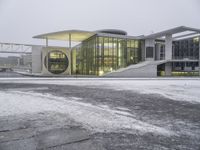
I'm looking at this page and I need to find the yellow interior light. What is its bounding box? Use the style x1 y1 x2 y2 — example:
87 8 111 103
99 70 104 76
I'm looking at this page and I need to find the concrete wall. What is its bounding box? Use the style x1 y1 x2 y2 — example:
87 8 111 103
41 47 71 75
32 46 43 73
165 62 172 76
155 43 161 60
165 34 172 60
145 39 155 61
199 36 200 75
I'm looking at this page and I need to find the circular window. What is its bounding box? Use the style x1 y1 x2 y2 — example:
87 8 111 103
44 50 69 74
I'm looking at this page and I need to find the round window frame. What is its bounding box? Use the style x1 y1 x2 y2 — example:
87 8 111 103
44 50 69 74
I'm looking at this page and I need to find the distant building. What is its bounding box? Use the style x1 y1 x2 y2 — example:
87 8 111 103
0 56 20 66
31 26 200 77
21 54 32 66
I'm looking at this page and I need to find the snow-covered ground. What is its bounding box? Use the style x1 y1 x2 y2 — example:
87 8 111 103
0 78 199 134
0 78 200 149
1 78 200 103
0 90 173 136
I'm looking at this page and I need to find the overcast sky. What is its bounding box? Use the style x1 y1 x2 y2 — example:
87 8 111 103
0 0 200 45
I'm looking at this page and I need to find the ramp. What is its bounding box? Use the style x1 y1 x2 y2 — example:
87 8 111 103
104 60 169 77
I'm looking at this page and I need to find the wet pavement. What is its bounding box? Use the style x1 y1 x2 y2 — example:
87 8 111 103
0 112 103 150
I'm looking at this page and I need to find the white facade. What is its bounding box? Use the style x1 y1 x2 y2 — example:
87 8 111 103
32 46 43 73
32 46 71 76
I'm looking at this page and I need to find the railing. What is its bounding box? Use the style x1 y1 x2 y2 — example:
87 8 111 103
0 64 13 69
172 56 199 60
0 42 32 54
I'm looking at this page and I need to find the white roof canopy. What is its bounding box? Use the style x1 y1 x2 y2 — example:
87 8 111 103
33 30 96 42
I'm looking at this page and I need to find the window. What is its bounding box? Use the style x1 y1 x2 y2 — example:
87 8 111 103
146 47 154 58
45 50 69 74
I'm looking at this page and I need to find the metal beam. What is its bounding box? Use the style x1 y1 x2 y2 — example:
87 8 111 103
145 26 200 39
0 51 31 54
173 32 198 39
0 42 32 54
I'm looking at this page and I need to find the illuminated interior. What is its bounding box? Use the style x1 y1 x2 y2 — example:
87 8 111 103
72 36 142 76
33 30 95 42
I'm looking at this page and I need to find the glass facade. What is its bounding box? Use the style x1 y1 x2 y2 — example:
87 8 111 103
72 35 142 76
173 37 199 60
171 37 199 76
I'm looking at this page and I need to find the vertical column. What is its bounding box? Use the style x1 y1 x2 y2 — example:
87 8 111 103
141 41 145 61
165 34 172 60
199 36 200 76
165 34 172 76
155 43 161 60
69 33 72 75
165 62 172 76
32 46 43 73
45 38 48 47
145 38 155 61
69 33 71 50
17 58 20 66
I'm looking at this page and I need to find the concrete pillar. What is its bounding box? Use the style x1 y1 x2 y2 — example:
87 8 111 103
32 46 43 73
46 38 48 47
141 41 145 61
165 34 172 60
199 36 200 76
155 43 161 60
145 38 155 61
17 58 20 66
165 62 172 76
69 33 72 75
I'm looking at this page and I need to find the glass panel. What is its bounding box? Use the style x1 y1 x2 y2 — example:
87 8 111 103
72 35 142 76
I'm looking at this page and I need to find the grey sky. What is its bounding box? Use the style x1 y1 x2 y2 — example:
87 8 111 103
0 0 200 45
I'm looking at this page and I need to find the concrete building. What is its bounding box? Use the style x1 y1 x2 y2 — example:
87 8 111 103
32 26 200 77
0 56 21 66
21 54 32 66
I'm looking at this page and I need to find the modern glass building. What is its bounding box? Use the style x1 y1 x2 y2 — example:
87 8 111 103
156 36 200 76
71 30 142 76
32 26 200 77
171 36 199 76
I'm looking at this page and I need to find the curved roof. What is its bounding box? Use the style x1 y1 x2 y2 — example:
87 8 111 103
33 30 96 42
96 29 127 35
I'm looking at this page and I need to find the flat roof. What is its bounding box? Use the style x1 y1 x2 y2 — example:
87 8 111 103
144 26 200 39
33 29 143 42
33 26 200 42
33 30 96 42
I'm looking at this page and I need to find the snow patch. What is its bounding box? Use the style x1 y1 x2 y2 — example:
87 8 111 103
1 79 200 103
0 90 174 136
